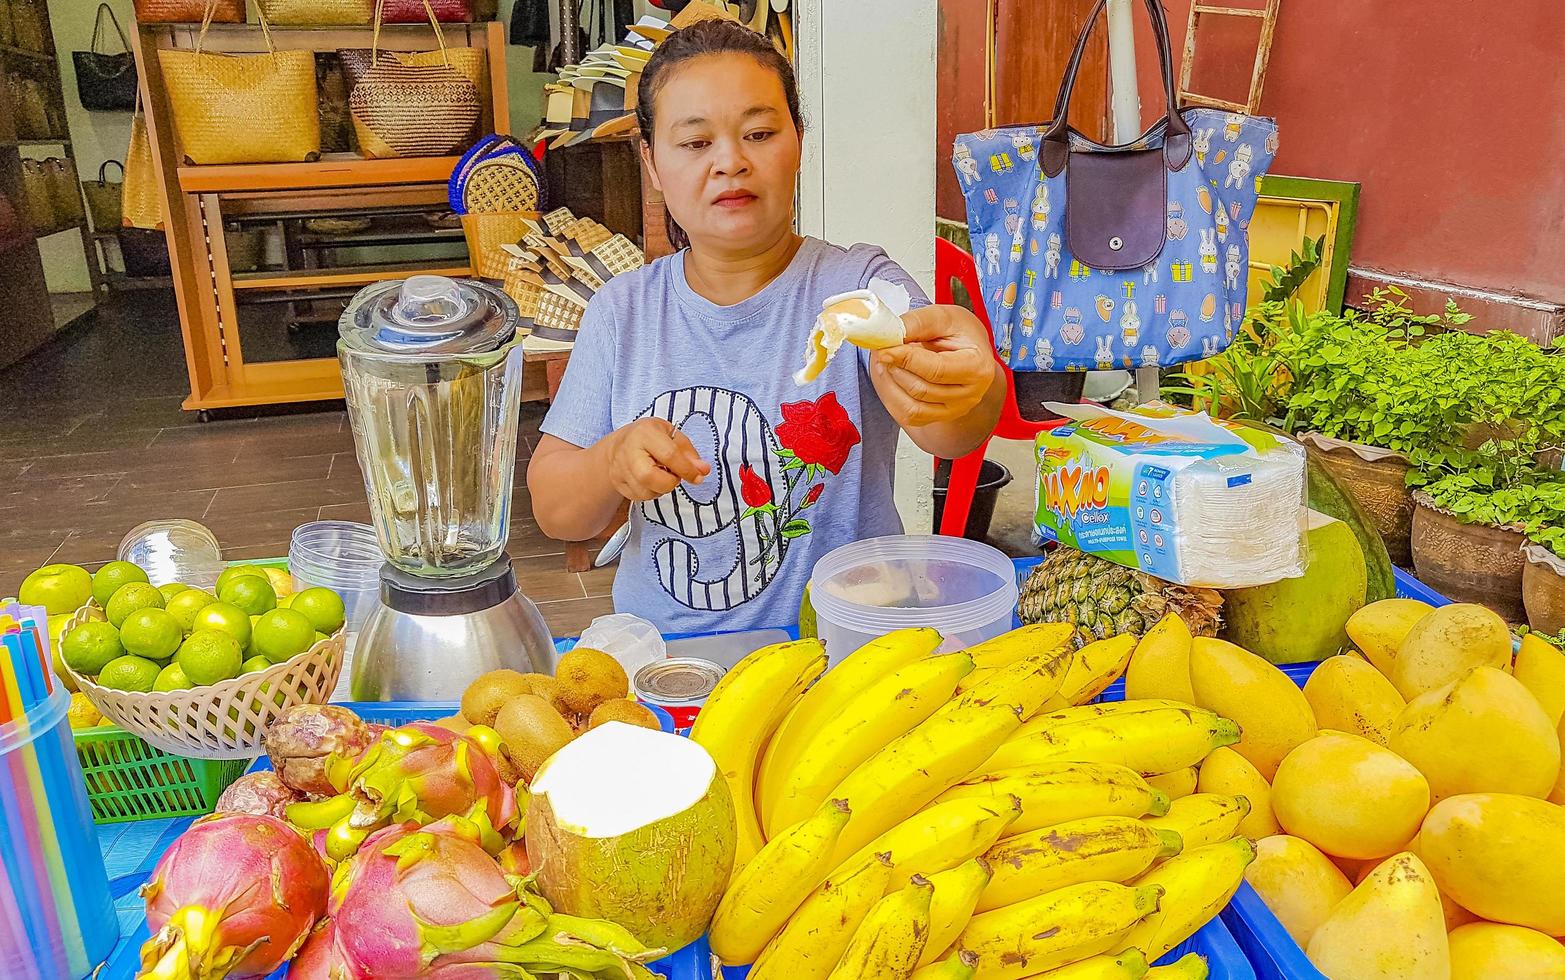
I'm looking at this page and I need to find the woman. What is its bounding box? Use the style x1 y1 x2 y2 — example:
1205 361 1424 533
528 19 1002 633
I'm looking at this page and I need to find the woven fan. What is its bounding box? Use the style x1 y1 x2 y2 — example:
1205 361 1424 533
533 289 587 341
542 207 577 235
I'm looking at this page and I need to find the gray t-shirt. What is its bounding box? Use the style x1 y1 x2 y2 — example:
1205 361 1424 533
541 236 929 634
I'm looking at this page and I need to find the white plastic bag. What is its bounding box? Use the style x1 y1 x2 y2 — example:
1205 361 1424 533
577 614 666 679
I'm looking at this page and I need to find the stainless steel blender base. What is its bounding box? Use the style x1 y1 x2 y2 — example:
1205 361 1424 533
350 555 557 702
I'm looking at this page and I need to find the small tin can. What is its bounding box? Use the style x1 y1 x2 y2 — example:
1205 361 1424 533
633 657 725 733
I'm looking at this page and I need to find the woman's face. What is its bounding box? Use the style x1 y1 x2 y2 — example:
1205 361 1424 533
643 53 801 254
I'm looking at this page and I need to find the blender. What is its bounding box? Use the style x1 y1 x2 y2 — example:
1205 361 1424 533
338 275 554 700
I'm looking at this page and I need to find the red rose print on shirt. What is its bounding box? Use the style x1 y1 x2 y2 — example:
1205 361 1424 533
744 393 862 567
739 464 773 508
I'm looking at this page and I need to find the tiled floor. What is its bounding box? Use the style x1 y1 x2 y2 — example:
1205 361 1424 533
0 291 615 636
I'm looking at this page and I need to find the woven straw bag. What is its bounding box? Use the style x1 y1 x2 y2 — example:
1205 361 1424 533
257 0 372 26
64 604 347 760
463 211 538 279
134 0 245 23
83 161 124 231
158 5 320 165
19 159 56 234
462 156 541 213
9 73 51 139
123 101 163 229
344 0 482 158
45 157 84 226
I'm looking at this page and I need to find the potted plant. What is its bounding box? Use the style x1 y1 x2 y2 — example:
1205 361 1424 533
1524 526 1565 635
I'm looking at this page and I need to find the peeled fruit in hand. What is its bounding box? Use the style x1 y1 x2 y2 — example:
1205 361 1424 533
1305 852 1449 980
1447 922 1565 979
139 814 329 979
1195 747 1280 839
1345 598 1432 677
215 771 302 819
264 703 375 797
1189 637 1317 779
1125 613 1196 704
1302 654 1405 746
1245 835 1351 948
494 693 576 782
1271 731 1429 860
1417 792 1565 935
1513 632 1565 725
1390 602 1510 699
1388 666 1561 800
552 647 630 717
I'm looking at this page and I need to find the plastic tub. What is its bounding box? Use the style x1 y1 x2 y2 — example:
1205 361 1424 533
0 689 119 978
810 535 1019 657
288 521 384 632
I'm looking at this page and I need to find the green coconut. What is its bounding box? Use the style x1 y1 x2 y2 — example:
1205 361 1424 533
1222 510 1369 664
525 721 737 951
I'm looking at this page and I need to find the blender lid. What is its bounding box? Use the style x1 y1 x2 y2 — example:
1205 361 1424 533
340 275 519 355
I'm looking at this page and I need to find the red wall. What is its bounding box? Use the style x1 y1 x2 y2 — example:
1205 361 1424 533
1135 1 1565 303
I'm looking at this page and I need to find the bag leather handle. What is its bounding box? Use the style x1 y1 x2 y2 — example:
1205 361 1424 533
98 159 125 185
1040 0 1191 178
91 3 132 56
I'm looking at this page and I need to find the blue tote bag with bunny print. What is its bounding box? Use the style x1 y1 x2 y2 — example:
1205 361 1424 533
953 0 1277 372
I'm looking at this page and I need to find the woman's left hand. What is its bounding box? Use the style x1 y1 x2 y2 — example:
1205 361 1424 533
870 304 1002 428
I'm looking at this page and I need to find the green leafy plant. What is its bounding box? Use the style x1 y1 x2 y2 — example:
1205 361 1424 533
1532 525 1565 562
1420 467 1565 535
1261 235 1324 304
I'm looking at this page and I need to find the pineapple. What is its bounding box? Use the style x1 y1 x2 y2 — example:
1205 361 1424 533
1018 548 1224 647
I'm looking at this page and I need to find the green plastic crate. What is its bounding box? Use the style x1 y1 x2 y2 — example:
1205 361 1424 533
73 724 248 824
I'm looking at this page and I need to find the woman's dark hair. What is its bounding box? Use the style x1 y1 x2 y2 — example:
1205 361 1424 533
635 19 803 250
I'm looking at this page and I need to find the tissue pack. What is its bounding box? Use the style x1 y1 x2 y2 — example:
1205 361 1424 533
1033 403 1306 588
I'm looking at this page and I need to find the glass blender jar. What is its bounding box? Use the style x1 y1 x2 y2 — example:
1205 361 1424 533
338 276 553 699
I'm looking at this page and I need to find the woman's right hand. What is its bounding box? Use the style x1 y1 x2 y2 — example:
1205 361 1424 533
607 418 711 502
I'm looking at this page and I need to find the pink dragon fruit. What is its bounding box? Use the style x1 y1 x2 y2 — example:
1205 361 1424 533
139 814 329 979
264 704 376 797
215 771 301 819
286 919 341 979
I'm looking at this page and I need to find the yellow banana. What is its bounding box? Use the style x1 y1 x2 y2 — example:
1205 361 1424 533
1124 614 1196 704
1042 634 1138 709
936 762 1170 836
825 700 1024 867
913 951 980 980
963 623 1078 669
952 643 1076 719
956 881 1164 980
1145 767 1198 802
983 706 1241 777
766 653 974 835
1144 794 1250 852
1143 952 1208 979
1022 699 1196 736
978 816 1183 912
1120 838 1255 962
918 859 993 969
709 798 852 965
826 875 935 980
837 796 1020 890
755 628 942 822
1025 949 1150 979
749 852 894 980
691 640 827 865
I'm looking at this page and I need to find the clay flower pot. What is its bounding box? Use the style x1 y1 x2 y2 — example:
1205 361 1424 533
1410 492 1526 621
1522 542 1565 636
1303 433 1415 566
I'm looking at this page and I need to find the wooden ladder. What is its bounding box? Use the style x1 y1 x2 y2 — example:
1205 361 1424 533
1178 0 1280 114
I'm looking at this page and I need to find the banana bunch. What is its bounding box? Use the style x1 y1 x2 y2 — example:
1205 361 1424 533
692 621 1250 979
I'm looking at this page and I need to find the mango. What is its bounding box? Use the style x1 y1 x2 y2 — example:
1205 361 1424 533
1244 835 1351 948
1403 834 1478 932
1345 598 1433 678
1553 711 1565 805
1124 613 1195 704
1448 922 1565 980
1514 633 1565 726
1146 766 1197 802
1221 513 1367 664
1390 603 1510 699
1306 852 1449 980
1388 666 1561 801
1418 793 1565 936
1196 747 1279 839
1188 637 1316 780
1271 732 1428 860
1301 655 1405 746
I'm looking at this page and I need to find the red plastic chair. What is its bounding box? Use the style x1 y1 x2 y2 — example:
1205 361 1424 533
933 237 1067 537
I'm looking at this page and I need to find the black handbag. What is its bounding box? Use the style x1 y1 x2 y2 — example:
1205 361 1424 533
73 4 138 112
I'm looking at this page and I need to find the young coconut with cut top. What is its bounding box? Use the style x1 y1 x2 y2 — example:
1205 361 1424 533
525 720 738 951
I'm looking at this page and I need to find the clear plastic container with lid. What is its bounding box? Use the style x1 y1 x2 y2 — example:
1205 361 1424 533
338 275 525 578
117 520 225 590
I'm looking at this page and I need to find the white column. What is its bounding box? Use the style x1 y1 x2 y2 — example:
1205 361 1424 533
1107 0 1162 404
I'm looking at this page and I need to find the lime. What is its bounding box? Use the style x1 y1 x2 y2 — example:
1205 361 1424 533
105 583 164 628
97 655 162 693
176 630 244 686
157 582 194 602
166 589 217 634
253 608 315 662
291 587 346 636
191 602 252 650
92 561 150 609
241 655 273 674
216 565 269 594
262 567 294 599
119 608 183 661
20 564 94 615
219 576 277 616
153 663 194 692
61 621 125 675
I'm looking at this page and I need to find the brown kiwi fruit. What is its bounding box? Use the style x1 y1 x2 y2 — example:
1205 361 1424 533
493 745 524 786
493 694 575 781
551 648 629 717
515 672 559 704
460 670 535 727
587 699 661 731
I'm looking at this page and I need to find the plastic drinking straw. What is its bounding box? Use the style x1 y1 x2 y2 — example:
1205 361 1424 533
33 703 109 974
0 659 59 968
